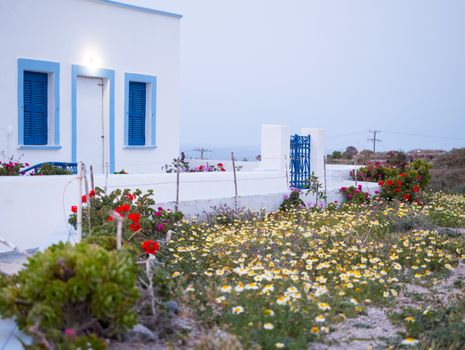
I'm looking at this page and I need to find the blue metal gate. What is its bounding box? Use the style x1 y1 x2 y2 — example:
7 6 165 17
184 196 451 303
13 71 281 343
290 134 311 188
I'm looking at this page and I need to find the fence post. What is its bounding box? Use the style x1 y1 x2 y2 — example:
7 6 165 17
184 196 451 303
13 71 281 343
116 215 123 250
231 152 238 211
354 160 358 187
77 161 83 242
175 157 180 213
104 162 109 193
90 165 95 190
323 155 328 207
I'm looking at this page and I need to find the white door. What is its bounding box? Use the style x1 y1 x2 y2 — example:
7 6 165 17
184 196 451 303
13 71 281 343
76 77 106 173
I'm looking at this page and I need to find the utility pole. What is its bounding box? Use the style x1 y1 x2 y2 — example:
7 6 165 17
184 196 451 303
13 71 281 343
192 147 211 160
368 130 382 153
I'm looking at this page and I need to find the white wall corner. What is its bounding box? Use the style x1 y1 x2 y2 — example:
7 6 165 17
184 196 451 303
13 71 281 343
259 124 290 173
300 128 326 180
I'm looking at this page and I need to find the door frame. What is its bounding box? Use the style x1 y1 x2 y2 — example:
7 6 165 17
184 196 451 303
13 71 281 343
71 65 115 173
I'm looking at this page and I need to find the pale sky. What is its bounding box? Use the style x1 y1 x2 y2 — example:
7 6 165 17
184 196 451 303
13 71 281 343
130 0 465 152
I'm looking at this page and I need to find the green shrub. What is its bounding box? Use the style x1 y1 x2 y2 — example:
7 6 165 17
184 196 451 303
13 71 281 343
280 189 304 211
68 188 183 246
0 242 139 348
428 168 465 194
339 185 370 204
36 163 72 175
433 148 465 169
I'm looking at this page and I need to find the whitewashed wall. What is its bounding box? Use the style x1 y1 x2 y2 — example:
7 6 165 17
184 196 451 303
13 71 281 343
0 0 180 173
0 169 287 253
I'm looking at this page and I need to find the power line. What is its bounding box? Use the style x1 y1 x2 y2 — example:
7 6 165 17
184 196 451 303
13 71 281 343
368 130 382 152
383 130 465 141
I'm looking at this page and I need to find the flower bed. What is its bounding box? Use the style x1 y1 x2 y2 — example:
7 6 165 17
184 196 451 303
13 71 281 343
1 189 465 349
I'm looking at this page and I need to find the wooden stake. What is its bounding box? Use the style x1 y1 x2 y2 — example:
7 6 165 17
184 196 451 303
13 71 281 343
82 164 92 234
231 152 238 210
323 156 328 207
111 210 124 250
90 165 95 190
175 157 180 212
354 160 358 187
77 161 83 242
104 162 109 194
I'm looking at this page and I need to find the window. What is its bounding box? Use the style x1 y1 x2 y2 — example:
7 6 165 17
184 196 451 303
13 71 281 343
23 71 48 145
128 82 147 146
124 73 157 148
18 58 60 149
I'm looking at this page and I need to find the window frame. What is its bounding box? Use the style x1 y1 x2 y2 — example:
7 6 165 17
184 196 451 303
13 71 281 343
17 58 61 149
124 73 157 149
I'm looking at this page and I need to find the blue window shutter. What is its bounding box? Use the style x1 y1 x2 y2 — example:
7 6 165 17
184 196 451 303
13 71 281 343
24 71 48 145
128 82 146 146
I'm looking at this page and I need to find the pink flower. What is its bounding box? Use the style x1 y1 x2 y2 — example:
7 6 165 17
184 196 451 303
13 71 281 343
64 328 76 337
156 223 165 232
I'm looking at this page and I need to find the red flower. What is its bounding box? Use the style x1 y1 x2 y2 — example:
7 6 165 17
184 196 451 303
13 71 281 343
386 179 394 186
378 180 385 186
394 188 401 193
115 204 130 213
71 206 77 213
403 193 411 201
81 195 87 203
217 163 224 167
107 216 114 222
413 185 420 193
397 180 402 187
89 189 96 198
220 168 225 172
128 212 140 222
400 173 405 177
130 221 141 232
141 240 159 255
127 193 134 201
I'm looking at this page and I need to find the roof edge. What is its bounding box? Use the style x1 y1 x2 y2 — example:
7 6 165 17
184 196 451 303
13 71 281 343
90 0 183 19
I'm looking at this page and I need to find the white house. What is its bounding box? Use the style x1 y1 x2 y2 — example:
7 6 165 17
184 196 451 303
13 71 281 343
0 0 182 174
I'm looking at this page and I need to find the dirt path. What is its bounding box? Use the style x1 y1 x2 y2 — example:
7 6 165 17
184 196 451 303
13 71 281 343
309 261 465 350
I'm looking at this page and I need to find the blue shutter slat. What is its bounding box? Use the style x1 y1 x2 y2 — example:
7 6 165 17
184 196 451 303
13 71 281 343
24 71 48 145
128 82 146 146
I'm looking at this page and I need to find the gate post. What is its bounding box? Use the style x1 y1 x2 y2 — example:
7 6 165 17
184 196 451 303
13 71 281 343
300 128 326 180
259 124 290 173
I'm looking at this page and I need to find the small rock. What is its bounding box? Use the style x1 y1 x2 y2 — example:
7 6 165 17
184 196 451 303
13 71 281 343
166 300 180 315
127 324 158 342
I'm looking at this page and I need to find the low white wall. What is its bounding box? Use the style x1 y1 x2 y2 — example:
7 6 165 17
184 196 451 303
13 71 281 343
0 169 287 252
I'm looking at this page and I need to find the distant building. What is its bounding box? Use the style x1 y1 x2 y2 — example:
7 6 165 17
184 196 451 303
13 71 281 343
407 149 446 161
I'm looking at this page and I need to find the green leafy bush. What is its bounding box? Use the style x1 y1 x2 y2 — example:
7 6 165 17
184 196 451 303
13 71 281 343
280 189 305 211
351 162 397 182
339 185 370 204
0 242 139 349
68 188 183 246
35 163 72 175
